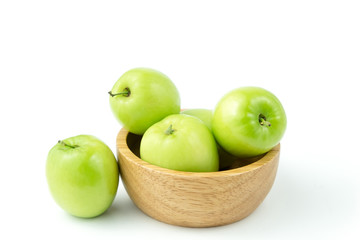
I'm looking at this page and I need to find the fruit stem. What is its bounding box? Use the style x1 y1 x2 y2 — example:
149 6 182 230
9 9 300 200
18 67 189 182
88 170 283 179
58 140 78 149
108 88 130 97
259 114 271 127
165 124 175 135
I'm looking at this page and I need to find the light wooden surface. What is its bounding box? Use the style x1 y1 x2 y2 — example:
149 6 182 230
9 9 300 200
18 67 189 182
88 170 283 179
116 128 280 227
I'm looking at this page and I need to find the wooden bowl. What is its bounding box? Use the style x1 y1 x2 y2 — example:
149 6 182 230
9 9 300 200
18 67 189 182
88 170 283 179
116 128 280 227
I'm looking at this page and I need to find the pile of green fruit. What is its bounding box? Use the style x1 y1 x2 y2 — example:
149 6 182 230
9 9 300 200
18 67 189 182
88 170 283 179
46 67 287 218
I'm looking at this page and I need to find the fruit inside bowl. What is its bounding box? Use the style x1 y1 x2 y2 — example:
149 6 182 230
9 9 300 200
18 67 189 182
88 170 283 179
117 128 280 227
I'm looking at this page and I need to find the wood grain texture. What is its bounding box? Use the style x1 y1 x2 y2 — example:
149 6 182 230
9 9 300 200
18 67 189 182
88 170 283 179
116 128 280 227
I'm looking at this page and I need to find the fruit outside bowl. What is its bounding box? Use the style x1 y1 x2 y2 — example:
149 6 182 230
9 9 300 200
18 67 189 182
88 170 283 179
116 128 280 227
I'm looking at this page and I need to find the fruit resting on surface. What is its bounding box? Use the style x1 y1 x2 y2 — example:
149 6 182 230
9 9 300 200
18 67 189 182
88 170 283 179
46 135 119 218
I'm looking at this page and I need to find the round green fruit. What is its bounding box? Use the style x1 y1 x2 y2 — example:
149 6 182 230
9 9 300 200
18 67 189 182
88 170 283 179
140 114 219 172
212 87 287 158
181 108 213 131
109 68 180 135
181 108 238 170
46 135 119 218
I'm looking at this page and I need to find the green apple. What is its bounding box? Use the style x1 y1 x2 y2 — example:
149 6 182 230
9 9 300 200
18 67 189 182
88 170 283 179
212 86 287 158
181 108 213 131
140 114 219 172
46 135 119 218
181 108 239 170
109 68 180 135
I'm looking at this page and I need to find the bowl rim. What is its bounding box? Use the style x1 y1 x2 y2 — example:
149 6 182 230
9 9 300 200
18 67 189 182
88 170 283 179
116 128 280 178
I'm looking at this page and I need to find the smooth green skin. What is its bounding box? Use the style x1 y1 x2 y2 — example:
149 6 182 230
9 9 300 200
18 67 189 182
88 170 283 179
109 68 180 135
140 114 219 172
212 87 287 158
46 135 119 218
181 108 238 170
181 108 213 131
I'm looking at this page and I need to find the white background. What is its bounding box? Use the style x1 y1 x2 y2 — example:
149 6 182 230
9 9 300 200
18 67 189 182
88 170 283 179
1 0 359 239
